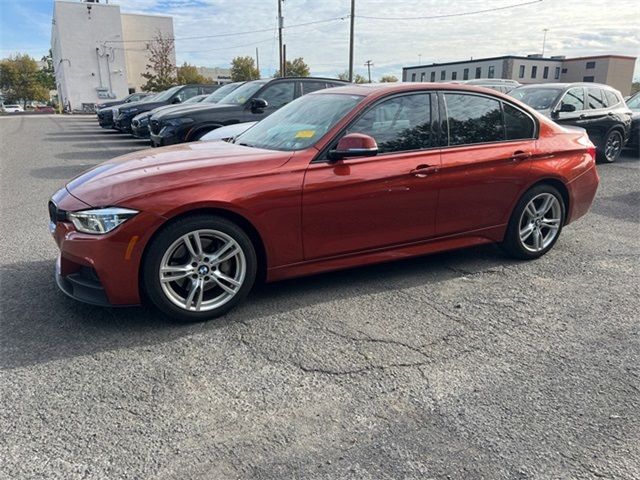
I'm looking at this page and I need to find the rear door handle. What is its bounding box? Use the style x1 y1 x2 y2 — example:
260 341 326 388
511 151 532 162
410 164 439 178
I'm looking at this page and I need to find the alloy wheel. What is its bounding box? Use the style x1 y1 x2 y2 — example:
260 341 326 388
604 131 622 162
159 229 246 312
518 193 562 253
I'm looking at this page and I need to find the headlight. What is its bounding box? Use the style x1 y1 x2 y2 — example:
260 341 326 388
138 115 150 125
67 207 138 234
124 108 139 115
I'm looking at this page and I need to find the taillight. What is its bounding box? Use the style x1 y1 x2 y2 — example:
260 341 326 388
587 145 597 162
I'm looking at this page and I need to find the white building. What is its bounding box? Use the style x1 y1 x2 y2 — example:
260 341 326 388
51 0 174 110
403 54 637 95
196 67 232 84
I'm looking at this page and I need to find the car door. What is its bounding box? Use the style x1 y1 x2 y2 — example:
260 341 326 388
435 92 536 236
553 87 589 130
245 80 296 122
302 92 441 260
580 87 614 147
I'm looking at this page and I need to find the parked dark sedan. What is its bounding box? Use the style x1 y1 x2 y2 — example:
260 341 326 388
149 77 348 147
625 91 640 154
131 83 244 139
510 83 632 163
114 84 219 133
97 92 153 128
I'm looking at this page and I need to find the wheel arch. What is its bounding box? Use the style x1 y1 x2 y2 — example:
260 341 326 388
526 178 571 225
185 124 223 141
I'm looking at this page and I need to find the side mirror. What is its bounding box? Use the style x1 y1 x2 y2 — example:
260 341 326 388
328 133 378 161
558 103 576 113
249 98 268 113
171 97 182 104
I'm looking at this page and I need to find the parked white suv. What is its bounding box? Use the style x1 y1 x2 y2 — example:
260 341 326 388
1 104 24 113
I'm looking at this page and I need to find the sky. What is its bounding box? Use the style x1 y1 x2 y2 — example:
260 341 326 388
1 0 638 81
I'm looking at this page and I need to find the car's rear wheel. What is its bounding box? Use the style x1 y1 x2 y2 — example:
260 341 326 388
143 215 257 322
599 129 623 163
502 184 565 260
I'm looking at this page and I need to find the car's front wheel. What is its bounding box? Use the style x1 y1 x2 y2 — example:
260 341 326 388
502 184 565 260
143 215 257 322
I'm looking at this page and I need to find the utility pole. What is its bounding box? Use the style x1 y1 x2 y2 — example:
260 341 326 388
542 28 549 57
348 0 355 82
364 60 373 83
255 47 260 77
278 0 284 77
283 44 287 77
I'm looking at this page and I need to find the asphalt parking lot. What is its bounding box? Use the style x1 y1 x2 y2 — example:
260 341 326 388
1 114 639 479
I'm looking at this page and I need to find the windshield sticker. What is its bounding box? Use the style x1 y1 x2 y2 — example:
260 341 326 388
295 130 316 139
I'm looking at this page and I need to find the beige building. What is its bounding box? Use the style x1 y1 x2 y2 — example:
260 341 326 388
196 67 232 84
403 54 637 95
51 0 174 110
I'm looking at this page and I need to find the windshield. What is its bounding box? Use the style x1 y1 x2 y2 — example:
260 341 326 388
184 95 205 104
235 93 364 151
203 82 243 104
150 86 182 103
627 93 640 110
218 80 267 105
509 88 563 110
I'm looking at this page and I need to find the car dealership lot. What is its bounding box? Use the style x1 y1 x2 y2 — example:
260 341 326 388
1 115 639 478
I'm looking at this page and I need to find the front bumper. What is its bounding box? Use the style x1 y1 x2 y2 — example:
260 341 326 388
131 121 150 139
49 188 164 306
150 127 181 148
114 113 135 133
97 111 114 128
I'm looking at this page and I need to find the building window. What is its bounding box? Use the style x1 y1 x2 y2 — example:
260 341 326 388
531 66 537 78
463 68 469 80
411 73 416 82
452 71 457 80
586 61 596 69
475 67 481 79
488 66 495 78
583 76 595 82
519 65 525 78
561 68 567 74
555 67 561 79
543 66 549 79
440 70 446 80
420 72 426 81
430 71 436 82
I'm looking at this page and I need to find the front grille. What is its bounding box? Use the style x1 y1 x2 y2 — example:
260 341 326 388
150 120 161 135
48 201 67 223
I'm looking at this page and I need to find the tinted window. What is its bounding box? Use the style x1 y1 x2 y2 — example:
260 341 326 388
201 85 218 94
347 93 433 153
420 72 426 81
175 86 200 102
302 81 328 95
560 88 584 111
451 71 457 80
430 71 436 82
604 90 619 107
587 87 606 109
586 61 596 69
411 73 416 81
583 76 595 82
463 68 469 80
504 104 534 140
510 87 563 110
260 81 295 108
444 93 503 145
475 67 481 79
555 67 560 79
543 66 549 79
519 65 525 78
440 70 446 80
531 66 537 78
488 66 495 78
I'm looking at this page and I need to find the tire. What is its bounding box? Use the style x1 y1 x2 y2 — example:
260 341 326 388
598 129 623 163
502 184 566 260
142 215 257 322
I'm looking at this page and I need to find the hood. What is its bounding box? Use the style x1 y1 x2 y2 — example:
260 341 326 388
155 102 237 121
66 141 291 207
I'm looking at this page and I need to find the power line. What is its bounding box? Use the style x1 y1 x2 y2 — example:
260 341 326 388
104 16 348 44
356 0 542 20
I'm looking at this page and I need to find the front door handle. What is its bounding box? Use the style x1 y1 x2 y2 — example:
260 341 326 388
511 151 532 162
410 164 438 178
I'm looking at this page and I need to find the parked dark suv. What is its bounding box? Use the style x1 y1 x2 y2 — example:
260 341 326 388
114 84 219 133
510 82 632 162
96 92 152 128
149 77 348 147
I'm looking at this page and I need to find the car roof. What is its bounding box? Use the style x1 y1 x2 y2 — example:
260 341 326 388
312 82 517 98
515 82 619 91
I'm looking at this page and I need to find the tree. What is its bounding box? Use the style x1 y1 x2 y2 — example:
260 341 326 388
337 71 368 83
379 74 398 83
274 57 310 77
0 54 49 107
176 62 210 84
141 33 176 92
36 49 55 91
230 56 260 81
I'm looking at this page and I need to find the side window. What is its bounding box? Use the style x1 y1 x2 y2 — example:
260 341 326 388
560 88 584 112
444 93 503 145
346 93 433 153
259 81 295 108
175 86 199 102
302 81 328 95
504 103 535 140
604 90 619 107
201 85 218 94
587 87 606 109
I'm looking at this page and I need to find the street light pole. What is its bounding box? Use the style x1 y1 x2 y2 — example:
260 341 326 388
542 28 549 57
278 0 284 77
364 60 373 83
348 0 355 82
